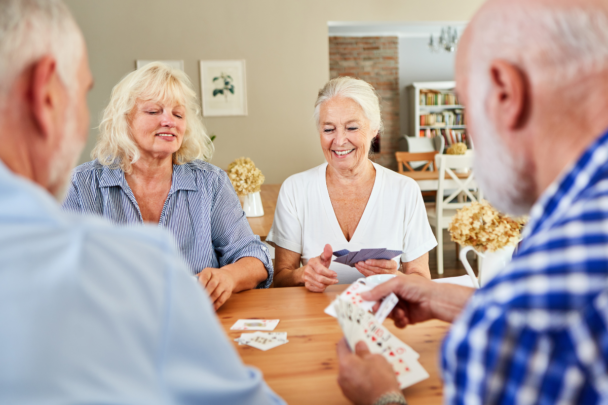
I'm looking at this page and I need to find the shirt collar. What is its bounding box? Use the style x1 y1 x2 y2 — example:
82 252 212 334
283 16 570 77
521 128 608 249
98 162 198 194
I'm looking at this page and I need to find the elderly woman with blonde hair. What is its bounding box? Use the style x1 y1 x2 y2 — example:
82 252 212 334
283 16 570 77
63 62 272 309
267 77 436 292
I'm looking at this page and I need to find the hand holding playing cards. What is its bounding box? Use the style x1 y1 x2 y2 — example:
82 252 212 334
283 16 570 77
362 275 436 328
302 244 338 292
337 339 401 405
362 275 474 327
198 268 235 310
354 258 399 277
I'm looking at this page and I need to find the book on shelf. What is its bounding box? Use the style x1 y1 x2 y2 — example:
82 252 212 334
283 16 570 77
419 89 459 106
419 111 465 127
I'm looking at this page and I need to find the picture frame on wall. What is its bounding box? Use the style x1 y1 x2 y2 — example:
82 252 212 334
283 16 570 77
135 60 184 71
199 60 248 116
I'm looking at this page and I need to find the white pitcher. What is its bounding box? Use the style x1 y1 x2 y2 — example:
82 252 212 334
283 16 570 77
459 245 515 288
242 191 264 217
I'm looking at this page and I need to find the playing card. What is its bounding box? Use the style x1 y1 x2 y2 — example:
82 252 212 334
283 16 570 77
374 292 399 324
333 299 428 389
230 319 280 331
350 248 380 265
343 251 359 267
333 249 351 257
391 356 429 389
372 249 403 261
324 279 375 317
234 332 289 350
333 255 351 265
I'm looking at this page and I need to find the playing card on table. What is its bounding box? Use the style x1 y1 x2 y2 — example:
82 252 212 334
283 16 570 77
234 332 289 351
230 319 280 331
324 279 375 318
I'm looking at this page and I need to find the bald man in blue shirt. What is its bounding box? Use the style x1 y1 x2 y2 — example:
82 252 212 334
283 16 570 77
0 1 283 404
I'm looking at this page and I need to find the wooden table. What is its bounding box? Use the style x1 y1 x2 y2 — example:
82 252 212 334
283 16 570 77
247 184 280 240
401 171 476 192
218 284 449 404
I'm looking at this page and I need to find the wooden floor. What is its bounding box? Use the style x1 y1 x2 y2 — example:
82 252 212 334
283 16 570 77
430 229 478 279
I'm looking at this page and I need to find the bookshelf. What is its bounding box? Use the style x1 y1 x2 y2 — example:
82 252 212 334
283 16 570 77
407 81 468 148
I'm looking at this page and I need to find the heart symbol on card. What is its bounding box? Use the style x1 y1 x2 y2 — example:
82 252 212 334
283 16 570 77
389 351 395 356
372 337 376 341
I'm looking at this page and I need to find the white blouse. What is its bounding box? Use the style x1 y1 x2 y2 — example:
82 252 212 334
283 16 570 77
267 162 437 284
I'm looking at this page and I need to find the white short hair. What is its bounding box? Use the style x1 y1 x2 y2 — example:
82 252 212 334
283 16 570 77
314 76 383 133
467 2 608 91
92 62 214 173
0 0 83 101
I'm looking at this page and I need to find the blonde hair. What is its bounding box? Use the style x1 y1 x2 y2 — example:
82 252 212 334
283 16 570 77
314 76 383 133
92 62 213 173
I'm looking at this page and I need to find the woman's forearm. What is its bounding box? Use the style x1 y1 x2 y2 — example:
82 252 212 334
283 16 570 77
402 252 431 279
273 266 305 287
223 257 269 292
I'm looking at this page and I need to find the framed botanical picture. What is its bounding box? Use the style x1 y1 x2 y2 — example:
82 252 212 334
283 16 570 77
135 60 184 71
199 60 248 116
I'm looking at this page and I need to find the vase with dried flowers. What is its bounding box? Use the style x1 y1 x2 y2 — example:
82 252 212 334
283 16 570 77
449 200 526 287
227 157 265 217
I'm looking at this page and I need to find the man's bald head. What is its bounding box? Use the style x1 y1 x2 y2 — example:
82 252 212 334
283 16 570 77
456 0 608 216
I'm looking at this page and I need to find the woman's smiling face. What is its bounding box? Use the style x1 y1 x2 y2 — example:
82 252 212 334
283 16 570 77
129 98 187 161
318 96 376 172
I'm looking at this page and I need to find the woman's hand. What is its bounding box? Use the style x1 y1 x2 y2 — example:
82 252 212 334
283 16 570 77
302 244 339 292
198 268 236 310
354 259 399 277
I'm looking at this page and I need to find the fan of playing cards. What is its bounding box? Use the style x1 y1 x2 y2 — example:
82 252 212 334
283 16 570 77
333 298 429 389
333 248 402 267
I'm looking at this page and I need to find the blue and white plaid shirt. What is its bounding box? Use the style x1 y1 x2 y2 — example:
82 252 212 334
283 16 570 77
442 130 608 404
63 159 273 288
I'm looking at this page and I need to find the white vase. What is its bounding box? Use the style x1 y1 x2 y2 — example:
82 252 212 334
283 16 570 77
459 245 515 288
242 191 264 217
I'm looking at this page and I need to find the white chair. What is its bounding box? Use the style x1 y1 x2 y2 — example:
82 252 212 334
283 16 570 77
399 136 445 170
426 154 481 275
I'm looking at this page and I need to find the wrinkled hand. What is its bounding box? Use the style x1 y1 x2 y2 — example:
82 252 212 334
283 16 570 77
337 339 401 405
198 268 235 310
362 275 435 328
302 244 338 292
355 258 399 277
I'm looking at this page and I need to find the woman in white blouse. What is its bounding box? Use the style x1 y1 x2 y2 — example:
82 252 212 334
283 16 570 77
267 77 437 292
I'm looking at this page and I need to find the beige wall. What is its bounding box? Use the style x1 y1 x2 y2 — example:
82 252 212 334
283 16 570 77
64 0 485 184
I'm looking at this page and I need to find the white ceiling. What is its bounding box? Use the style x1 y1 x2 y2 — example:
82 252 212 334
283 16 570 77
327 21 468 38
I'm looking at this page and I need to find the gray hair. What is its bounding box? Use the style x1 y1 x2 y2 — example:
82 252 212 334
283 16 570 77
314 76 383 133
0 0 83 102
467 2 608 92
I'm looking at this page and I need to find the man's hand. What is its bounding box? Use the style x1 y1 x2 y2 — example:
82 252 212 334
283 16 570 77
362 275 475 327
302 244 338 292
198 268 236 310
337 339 401 405
355 259 399 277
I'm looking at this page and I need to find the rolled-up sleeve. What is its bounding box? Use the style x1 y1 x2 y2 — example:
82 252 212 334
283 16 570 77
210 171 273 288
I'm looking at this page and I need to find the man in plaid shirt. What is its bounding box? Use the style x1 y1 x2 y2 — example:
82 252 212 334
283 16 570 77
336 0 608 403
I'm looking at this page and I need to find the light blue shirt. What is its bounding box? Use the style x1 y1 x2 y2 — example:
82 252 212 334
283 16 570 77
0 160 284 405
63 159 273 287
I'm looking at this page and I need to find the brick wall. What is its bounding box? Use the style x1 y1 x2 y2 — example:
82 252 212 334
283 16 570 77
329 36 400 170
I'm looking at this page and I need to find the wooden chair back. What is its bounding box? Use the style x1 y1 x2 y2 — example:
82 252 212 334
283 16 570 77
395 151 438 174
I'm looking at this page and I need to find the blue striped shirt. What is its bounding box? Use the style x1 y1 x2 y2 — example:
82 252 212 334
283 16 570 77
442 130 608 404
63 159 272 288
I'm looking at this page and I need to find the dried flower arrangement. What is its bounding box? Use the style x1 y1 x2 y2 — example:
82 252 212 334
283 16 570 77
446 142 467 155
227 157 265 196
449 200 526 252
